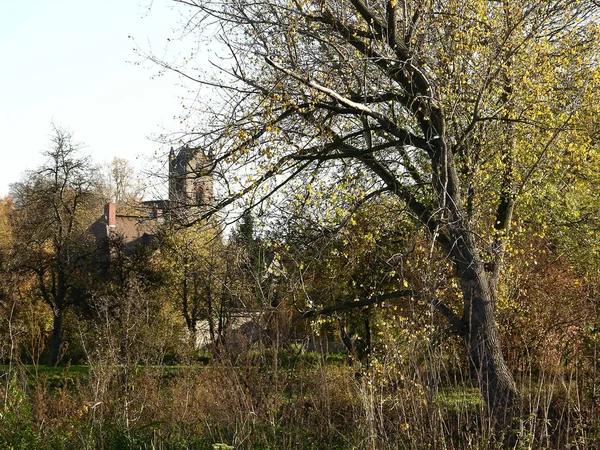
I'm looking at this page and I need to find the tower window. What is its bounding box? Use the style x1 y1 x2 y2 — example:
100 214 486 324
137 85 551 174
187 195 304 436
195 185 205 205
174 177 184 198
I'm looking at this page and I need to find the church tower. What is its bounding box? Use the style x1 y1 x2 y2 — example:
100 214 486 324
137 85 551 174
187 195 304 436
168 145 214 211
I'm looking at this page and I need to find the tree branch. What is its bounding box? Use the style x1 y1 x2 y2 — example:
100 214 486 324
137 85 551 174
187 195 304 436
295 289 464 335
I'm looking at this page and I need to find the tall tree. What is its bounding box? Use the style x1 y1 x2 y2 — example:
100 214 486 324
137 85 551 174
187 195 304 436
10 126 100 365
155 0 600 410
101 157 145 210
159 222 233 351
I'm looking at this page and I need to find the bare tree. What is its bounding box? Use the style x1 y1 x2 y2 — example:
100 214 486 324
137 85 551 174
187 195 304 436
101 157 145 209
10 125 101 365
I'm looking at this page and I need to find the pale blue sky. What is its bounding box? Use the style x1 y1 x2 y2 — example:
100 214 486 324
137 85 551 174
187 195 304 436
0 0 197 197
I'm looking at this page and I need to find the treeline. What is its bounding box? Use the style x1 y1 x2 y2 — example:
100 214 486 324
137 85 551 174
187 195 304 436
0 127 283 369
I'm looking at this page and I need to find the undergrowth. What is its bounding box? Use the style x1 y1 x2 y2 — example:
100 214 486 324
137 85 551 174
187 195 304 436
2 346 599 449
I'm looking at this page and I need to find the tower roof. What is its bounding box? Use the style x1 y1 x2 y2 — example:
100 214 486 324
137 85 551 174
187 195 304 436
170 145 211 175
168 145 214 211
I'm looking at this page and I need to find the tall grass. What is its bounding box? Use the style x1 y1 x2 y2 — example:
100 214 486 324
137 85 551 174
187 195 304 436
1 333 598 449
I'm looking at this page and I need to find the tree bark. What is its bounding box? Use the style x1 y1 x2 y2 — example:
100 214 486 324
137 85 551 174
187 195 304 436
50 309 64 366
452 230 519 413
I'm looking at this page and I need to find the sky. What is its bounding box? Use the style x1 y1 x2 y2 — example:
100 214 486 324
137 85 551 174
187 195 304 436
0 0 198 198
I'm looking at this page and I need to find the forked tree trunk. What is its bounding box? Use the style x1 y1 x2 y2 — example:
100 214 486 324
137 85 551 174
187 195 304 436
428 131 519 413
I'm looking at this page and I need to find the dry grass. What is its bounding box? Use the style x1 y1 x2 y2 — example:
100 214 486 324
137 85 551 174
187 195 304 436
2 340 599 450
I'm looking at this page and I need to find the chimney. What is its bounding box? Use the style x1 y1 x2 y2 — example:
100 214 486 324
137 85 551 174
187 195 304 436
104 202 116 227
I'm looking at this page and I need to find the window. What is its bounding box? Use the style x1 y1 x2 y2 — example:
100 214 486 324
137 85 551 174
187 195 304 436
174 177 184 199
195 185 205 205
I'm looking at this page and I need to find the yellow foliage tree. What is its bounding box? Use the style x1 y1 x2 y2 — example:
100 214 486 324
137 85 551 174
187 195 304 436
154 0 600 411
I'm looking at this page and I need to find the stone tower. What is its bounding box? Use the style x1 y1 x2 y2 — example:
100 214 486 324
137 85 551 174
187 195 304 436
168 145 214 210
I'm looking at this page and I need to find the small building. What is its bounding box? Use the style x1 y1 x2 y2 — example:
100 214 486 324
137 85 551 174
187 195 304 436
89 202 159 254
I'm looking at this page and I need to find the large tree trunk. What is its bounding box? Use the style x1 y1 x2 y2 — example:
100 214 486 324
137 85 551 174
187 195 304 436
453 230 519 413
429 130 519 413
50 309 64 366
